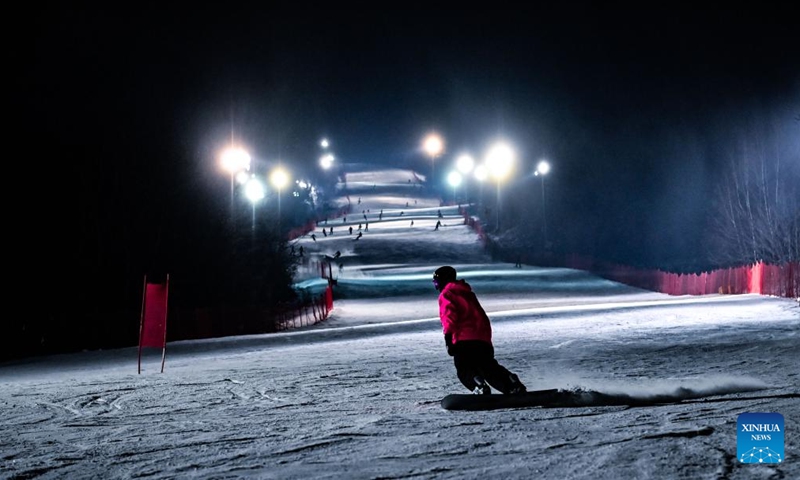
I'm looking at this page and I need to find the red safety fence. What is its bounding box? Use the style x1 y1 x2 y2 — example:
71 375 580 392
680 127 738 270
567 259 799 299
171 284 335 340
462 212 488 245
275 285 334 330
460 212 799 299
287 206 352 241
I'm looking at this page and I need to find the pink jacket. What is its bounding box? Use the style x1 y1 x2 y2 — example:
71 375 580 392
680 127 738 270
438 280 492 345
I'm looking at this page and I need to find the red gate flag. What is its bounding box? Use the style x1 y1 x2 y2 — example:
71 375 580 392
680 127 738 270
138 274 169 373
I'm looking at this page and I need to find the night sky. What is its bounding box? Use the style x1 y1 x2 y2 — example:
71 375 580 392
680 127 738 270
18 3 799 271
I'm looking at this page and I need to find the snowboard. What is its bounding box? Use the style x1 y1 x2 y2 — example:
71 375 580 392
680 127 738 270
441 389 560 411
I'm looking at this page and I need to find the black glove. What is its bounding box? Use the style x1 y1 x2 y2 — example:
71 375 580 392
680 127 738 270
444 333 454 356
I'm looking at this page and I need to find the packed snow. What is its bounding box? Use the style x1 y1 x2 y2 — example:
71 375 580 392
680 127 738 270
1 165 798 479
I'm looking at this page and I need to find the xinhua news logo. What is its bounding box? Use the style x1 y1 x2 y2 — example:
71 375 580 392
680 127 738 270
737 413 784 464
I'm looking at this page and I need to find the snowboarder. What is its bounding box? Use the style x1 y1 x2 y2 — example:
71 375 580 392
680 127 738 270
354 231 363 240
433 266 527 395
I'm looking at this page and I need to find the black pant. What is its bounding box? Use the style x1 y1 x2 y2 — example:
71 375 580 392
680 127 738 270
452 340 517 394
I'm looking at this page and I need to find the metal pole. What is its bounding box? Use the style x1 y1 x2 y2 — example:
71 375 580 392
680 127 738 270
541 176 547 247
230 173 235 220
496 181 501 232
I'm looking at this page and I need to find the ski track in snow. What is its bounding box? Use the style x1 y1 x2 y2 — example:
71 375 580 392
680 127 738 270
1 165 799 479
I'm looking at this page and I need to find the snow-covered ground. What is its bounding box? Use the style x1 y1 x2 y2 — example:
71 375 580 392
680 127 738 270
1 166 798 479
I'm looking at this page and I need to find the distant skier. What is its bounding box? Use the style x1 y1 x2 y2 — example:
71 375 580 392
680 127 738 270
435 220 442 230
354 231 363 240
433 266 527 395
349 226 353 235
311 233 317 242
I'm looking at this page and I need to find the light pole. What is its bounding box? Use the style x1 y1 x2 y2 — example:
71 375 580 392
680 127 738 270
423 133 444 186
485 142 515 232
456 154 475 206
220 147 251 218
536 160 551 248
270 167 290 234
447 171 462 205
320 138 334 169
244 176 266 238
473 164 488 210
320 153 335 170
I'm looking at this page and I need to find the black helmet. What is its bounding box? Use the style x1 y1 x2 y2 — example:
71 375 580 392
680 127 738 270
433 266 457 292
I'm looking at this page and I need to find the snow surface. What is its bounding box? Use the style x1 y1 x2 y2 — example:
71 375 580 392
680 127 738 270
1 166 798 479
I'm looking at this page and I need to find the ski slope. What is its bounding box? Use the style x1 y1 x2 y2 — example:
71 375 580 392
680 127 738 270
1 165 798 479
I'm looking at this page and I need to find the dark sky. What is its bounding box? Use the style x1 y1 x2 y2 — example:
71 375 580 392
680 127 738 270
18 2 800 268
